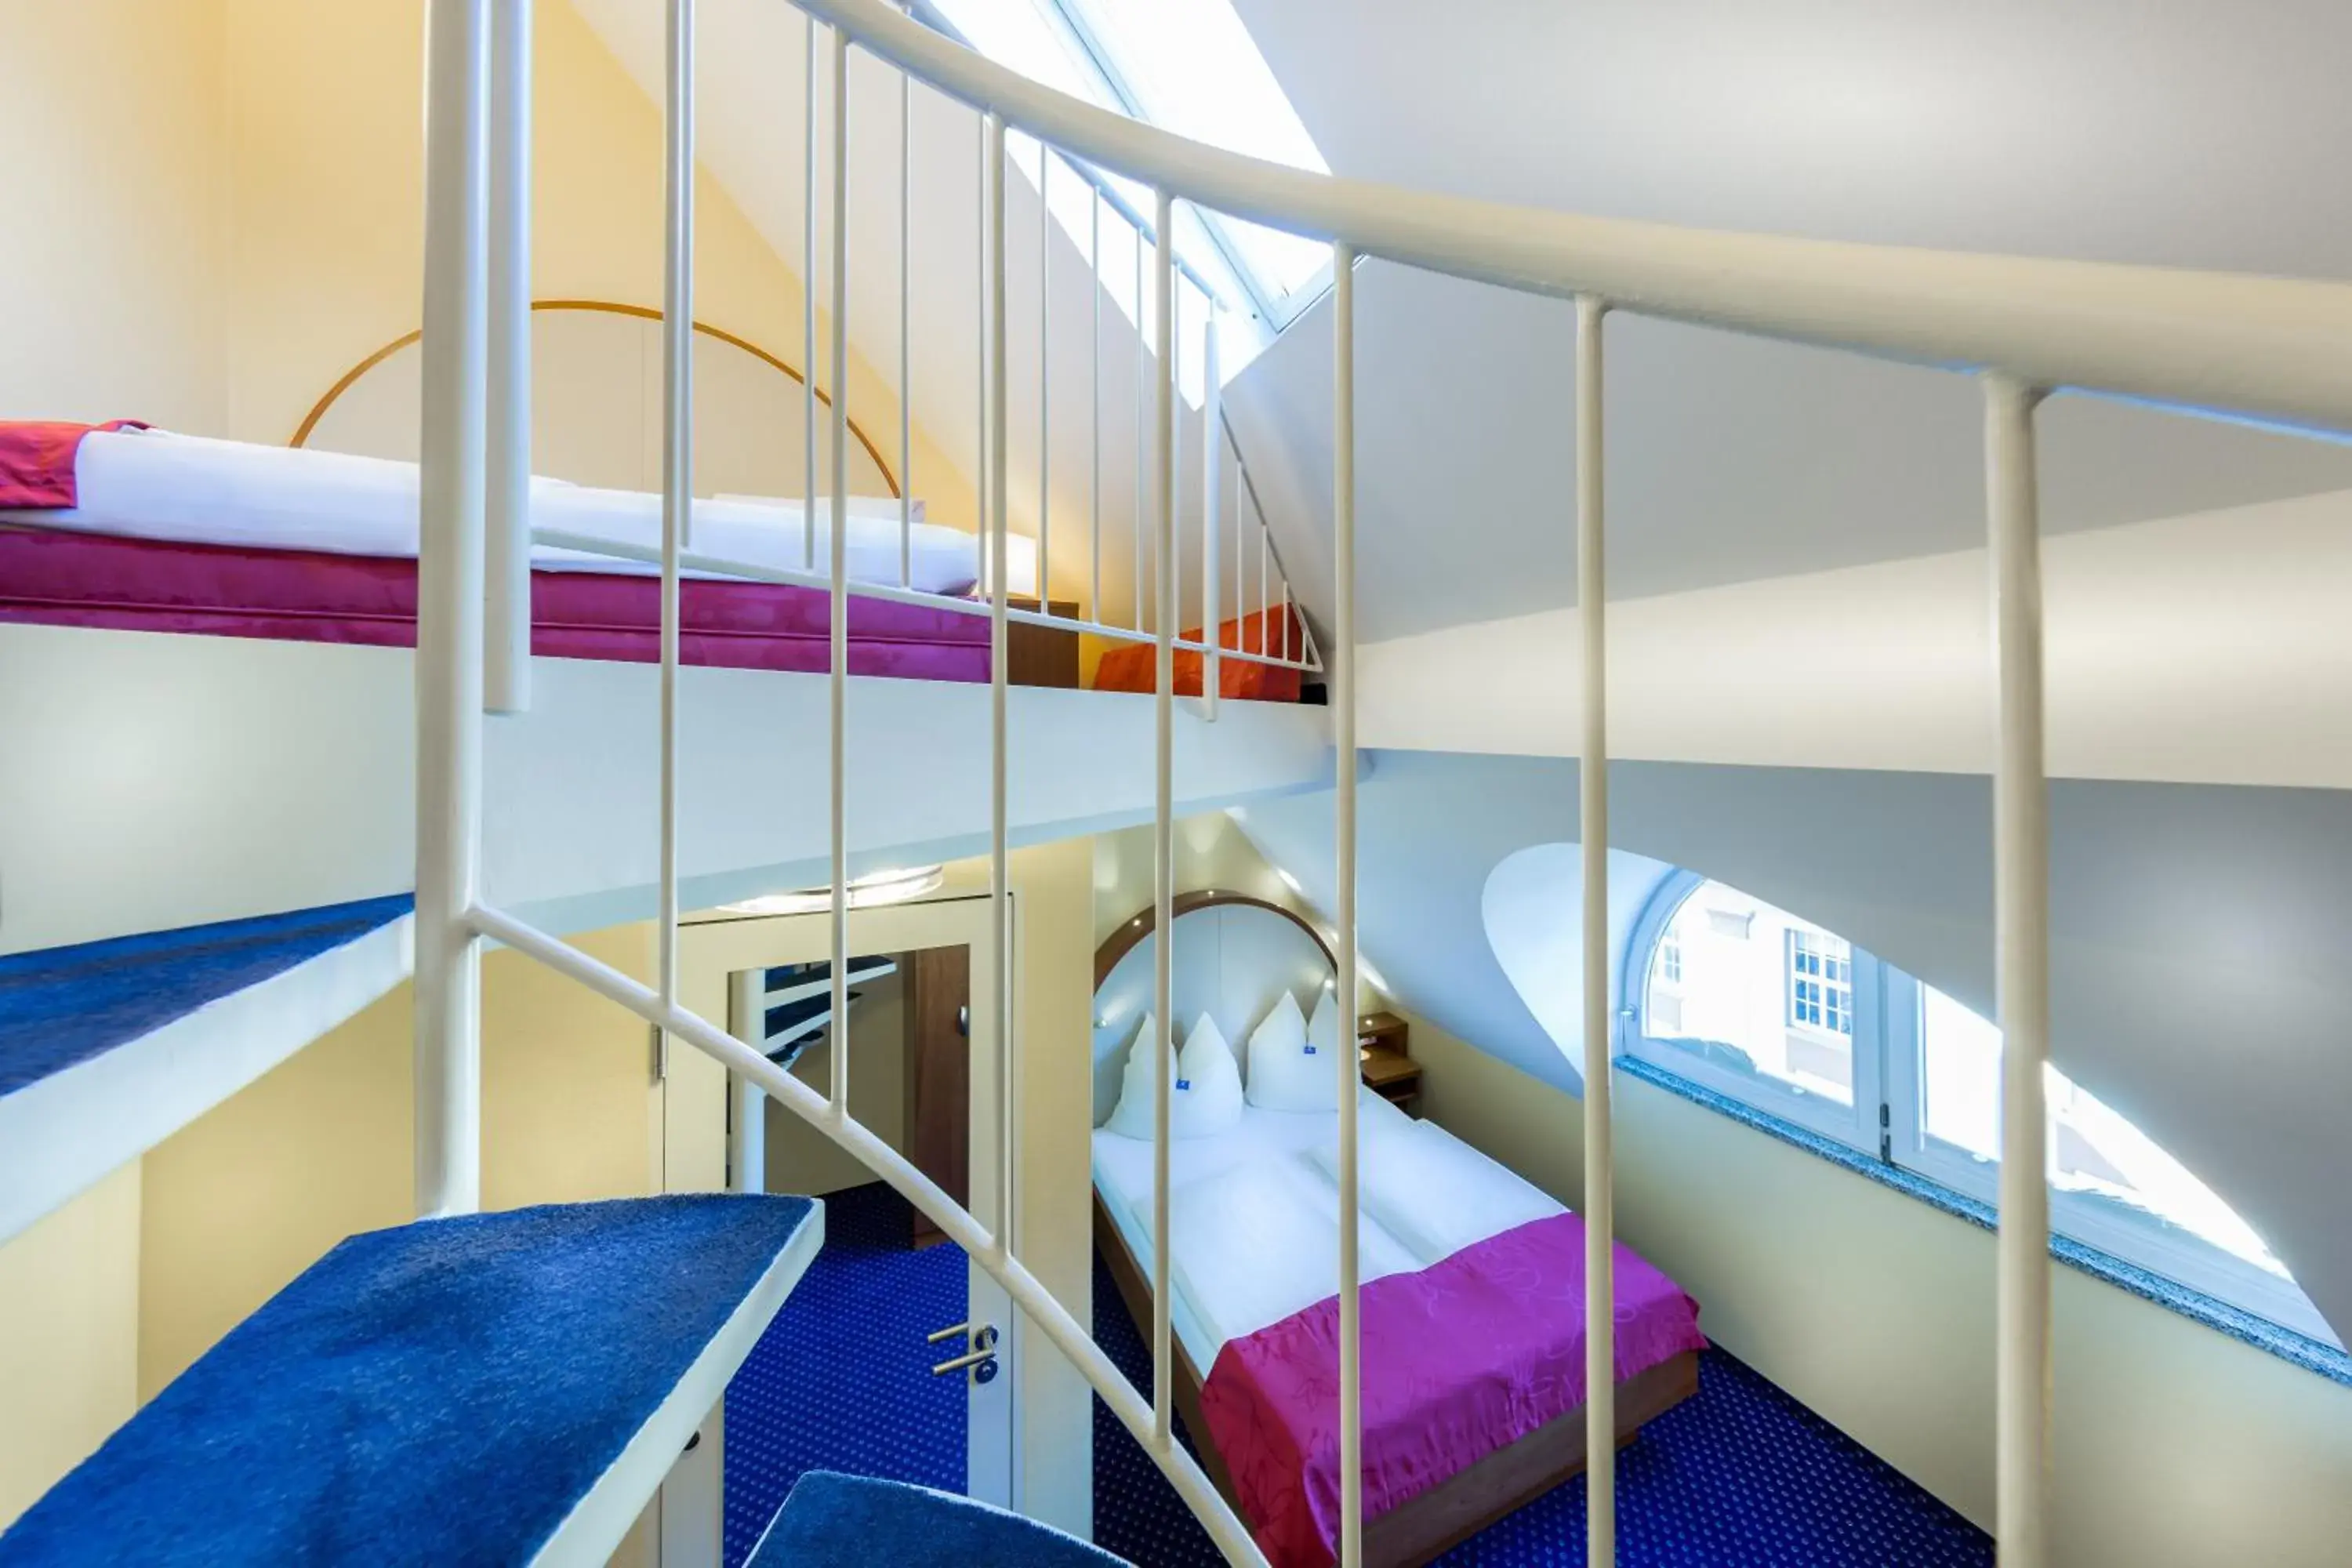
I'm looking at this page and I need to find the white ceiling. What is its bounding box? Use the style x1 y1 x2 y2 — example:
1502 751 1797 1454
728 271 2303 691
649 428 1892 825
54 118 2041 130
1222 0 2352 640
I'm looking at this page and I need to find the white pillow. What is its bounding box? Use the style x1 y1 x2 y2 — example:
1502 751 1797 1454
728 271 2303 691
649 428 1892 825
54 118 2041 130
1307 987 1345 1058
1177 1013 1245 1132
1247 990 1339 1112
1103 1011 1244 1140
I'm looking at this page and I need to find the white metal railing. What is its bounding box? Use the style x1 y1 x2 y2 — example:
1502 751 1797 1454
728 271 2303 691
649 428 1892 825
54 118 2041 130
411 2 2352 1566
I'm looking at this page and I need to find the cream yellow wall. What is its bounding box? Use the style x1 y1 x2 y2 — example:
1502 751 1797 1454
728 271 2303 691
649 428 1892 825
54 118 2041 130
0 1164 141 1532
0 0 228 430
0 0 1000 574
218 0 985 539
138 982 415 1399
1399 1006 2352 1568
136 930 662 1400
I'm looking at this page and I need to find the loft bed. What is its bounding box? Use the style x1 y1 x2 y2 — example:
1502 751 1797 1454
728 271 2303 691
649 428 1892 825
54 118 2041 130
1087 892 1704 1568
0 300 1316 700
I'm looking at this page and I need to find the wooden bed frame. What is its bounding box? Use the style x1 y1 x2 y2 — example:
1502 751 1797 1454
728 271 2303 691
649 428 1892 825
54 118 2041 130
1094 1196 1700 1568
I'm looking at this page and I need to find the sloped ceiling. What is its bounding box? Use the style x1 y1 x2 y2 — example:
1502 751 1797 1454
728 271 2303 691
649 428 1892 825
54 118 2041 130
1224 0 2352 640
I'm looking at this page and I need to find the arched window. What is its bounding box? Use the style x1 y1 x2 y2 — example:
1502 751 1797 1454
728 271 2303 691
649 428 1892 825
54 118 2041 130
1624 871 2336 1348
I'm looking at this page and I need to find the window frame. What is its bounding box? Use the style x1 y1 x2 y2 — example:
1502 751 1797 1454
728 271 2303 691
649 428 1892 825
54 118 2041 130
1883 970 2338 1346
1618 869 1882 1155
916 0 1331 334
1622 871 2340 1350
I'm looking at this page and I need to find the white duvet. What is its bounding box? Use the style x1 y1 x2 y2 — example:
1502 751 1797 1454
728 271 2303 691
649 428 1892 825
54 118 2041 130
1091 1099 1568 1367
4 426 990 596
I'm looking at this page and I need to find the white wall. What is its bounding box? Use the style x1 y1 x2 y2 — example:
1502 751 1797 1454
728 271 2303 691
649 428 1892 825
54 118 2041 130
1404 1007 2352 1567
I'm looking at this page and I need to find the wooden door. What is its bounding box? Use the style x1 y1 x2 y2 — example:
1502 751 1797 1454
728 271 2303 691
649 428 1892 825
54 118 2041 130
902 945 971 1247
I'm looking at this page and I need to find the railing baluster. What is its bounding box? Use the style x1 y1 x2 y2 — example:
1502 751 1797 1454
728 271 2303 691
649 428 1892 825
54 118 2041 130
1200 283 1221 717
1039 148 1051 610
1575 292 1614 1567
1987 372 2053 1568
829 26 852 1117
1134 227 1146 633
1091 192 1102 624
975 111 987 598
655 0 695 1197
1332 239 1363 1568
898 25 912 589
485 0 532 716
803 12 818 570
1151 187 1177 1450
988 114 1015 1254
415 0 490 1221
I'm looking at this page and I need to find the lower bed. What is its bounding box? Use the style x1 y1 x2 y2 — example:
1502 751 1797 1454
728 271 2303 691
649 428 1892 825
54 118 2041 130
1091 1105 1705 1568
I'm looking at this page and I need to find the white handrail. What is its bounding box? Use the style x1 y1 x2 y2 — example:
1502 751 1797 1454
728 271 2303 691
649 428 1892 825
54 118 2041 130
463 902 1266 1566
802 0 2352 434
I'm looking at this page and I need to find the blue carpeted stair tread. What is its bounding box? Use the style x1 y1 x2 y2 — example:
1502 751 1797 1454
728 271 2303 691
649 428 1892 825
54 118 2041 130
0 894 413 1097
746 1471 1128 1567
0 1192 819 1566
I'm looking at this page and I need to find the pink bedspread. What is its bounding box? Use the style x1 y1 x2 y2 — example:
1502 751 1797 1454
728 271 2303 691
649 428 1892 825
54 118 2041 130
0 419 144 508
0 527 992 681
1197 1213 1705 1568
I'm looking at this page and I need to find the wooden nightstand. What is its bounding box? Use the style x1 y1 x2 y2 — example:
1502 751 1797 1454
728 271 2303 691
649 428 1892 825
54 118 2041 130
1356 1011 1421 1116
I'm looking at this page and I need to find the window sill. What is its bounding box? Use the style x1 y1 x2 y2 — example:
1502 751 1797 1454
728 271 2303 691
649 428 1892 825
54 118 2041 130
1615 1055 2352 1389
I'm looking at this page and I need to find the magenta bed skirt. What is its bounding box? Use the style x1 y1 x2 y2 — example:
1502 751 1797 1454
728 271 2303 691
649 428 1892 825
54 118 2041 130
1198 1212 1707 1568
0 525 992 682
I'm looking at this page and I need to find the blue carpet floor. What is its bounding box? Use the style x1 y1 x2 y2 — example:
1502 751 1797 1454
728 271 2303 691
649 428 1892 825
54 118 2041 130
728 1184 1992 1567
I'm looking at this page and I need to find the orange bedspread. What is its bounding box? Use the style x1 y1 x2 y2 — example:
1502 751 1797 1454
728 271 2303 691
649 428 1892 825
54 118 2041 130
1091 604 1305 702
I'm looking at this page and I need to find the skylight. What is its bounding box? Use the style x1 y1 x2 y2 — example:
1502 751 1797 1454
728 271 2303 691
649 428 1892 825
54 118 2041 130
927 0 1333 349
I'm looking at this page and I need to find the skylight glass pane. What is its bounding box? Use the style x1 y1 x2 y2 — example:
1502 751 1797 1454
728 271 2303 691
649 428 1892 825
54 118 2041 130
1063 0 1332 303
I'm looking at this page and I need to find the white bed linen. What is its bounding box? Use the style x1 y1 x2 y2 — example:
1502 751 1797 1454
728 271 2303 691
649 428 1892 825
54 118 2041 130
1091 1100 1561 1368
1160 1158 1420 1356
5 428 987 595
1306 1120 1563 1265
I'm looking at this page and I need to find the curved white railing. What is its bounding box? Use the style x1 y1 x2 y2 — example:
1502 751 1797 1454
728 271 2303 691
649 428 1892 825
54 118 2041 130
413 4 2352 1568
804 0 2352 434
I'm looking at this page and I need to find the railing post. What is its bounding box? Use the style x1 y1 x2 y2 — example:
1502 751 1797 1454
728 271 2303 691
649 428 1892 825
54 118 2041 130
656 0 695 1071
1986 372 2052 1568
414 0 490 1221
829 25 853 1119
1200 297 1221 718
898 25 913 588
803 11 818 570
1150 187 1178 1450
484 0 532 716
989 116 1015 1255
1575 292 1614 1566
1332 240 1362 1568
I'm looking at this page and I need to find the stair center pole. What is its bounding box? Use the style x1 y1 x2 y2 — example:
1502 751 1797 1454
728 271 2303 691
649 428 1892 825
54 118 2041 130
415 0 491 1221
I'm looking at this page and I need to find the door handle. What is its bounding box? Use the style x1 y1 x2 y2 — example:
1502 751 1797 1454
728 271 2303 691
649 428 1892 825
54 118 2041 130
928 1322 999 1380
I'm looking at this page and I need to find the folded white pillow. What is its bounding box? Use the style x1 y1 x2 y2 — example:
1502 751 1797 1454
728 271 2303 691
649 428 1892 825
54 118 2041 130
1247 989 1341 1112
1307 986 1344 1059
1104 1011 1244 1140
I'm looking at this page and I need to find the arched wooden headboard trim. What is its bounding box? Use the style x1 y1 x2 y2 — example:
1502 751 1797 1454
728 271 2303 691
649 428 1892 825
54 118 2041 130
1091 891 1336 992
289 298 902 497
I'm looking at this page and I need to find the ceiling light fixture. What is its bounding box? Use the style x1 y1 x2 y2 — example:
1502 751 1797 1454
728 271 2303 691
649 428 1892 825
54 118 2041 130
720 864 945 917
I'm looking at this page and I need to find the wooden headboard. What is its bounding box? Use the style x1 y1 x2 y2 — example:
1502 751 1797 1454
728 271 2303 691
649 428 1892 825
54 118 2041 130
1090 891 1337 1126
292 299 900 499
